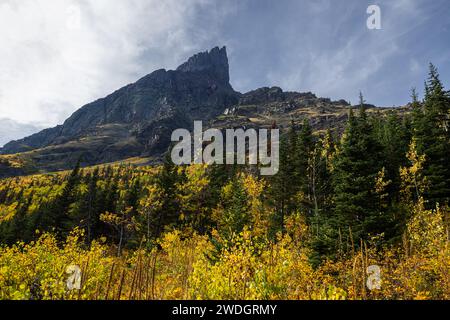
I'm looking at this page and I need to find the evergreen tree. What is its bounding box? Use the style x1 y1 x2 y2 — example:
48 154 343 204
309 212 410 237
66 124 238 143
218 177 250 241
73 168 101 243
413 64 450 206
331 94 386 254
152 152 182 239
268 124 299 236
35 161 81 238
297 119 315 215
378 110 411 203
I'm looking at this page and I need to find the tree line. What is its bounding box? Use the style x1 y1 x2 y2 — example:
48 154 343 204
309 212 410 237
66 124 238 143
0 64 448 265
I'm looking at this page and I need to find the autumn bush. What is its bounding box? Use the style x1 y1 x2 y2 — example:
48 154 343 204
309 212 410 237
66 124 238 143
1 204 447 300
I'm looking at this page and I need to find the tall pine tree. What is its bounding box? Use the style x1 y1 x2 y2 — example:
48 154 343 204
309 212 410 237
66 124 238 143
331 93 386 254
413 64 450 207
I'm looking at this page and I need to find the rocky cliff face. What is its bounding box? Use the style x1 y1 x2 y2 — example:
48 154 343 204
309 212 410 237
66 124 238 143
176 46 230 84
0 46 401 174
0 47 239 170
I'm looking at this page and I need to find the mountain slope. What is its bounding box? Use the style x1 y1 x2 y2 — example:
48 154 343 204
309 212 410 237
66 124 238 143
0 47 240 170
0 46 406 175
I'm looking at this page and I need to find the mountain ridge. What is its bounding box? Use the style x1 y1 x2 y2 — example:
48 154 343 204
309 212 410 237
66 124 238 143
0 46 405 176
1 46 238 155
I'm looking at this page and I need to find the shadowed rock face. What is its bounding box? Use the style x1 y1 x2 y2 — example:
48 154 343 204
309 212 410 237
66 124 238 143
0 46 399 174
176 46 230 84
0 47 239 169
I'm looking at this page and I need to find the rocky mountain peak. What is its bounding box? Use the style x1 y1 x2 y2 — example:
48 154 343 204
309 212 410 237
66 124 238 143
0 46 387 176
176 46 230 84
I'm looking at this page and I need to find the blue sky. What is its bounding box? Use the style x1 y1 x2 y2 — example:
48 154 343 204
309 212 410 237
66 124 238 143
0 0 449 146
222 0 450 106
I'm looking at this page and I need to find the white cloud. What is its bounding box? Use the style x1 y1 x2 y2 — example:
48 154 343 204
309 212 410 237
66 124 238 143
0 0 447 140
0 0 233 129
262 0 434 105
409 58 421 74
0 118 45 147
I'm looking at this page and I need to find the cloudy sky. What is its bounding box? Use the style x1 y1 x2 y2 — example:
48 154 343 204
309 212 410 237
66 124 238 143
1 0 449 146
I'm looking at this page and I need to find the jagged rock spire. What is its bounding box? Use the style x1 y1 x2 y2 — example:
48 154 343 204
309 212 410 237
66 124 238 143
176 46 229 84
